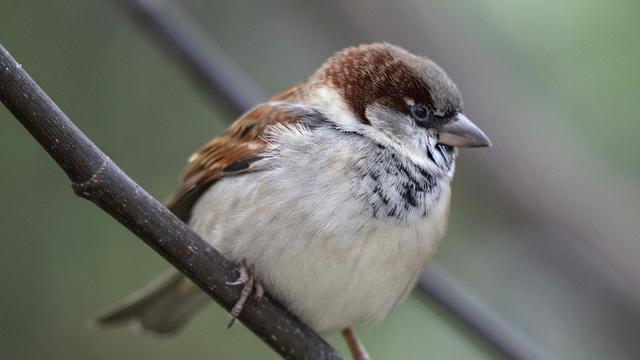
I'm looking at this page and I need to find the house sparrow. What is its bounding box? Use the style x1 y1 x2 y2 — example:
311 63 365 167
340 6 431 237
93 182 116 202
95 43 491 359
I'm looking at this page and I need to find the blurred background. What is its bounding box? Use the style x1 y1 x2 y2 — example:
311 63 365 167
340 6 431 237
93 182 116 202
1 0 639 359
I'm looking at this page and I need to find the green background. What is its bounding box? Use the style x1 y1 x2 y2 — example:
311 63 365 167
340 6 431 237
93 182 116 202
2 1 639 359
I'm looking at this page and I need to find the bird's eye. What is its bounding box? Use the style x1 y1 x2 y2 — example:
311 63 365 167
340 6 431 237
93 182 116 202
410 104 429 121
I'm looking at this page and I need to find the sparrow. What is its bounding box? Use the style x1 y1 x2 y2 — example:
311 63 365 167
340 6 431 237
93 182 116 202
94 43 491 359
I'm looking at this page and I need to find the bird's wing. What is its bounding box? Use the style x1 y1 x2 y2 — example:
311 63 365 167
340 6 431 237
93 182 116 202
166 98 320 222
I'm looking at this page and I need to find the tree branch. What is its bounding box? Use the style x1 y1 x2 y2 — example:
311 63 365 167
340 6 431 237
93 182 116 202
0 44 342 360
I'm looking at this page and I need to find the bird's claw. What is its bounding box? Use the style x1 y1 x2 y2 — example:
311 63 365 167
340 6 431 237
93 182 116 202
226 263 264 328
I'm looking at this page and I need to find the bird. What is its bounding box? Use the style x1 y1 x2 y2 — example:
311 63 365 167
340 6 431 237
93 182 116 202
93 43 491 359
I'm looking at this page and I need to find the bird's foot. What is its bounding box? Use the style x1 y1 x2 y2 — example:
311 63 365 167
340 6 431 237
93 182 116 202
226 263 264 328
342 328 371 360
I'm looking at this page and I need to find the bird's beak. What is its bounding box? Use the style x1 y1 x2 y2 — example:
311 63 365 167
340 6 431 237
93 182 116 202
437 113 492 148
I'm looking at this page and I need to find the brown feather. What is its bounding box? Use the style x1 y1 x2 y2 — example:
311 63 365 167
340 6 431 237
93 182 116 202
166 87 307 221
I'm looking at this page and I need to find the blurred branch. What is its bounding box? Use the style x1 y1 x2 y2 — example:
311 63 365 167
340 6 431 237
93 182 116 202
419 266 551 360
114 0 264 113
110 1 549 360
0 44 342 360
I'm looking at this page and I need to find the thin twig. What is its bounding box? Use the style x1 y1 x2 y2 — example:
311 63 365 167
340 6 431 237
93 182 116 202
0 44 342 360
110 1 550 359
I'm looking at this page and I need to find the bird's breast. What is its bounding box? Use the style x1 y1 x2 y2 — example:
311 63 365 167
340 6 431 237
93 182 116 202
189 126 453 333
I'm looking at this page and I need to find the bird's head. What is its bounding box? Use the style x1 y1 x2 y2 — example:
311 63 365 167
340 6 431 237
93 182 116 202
308 43 491 160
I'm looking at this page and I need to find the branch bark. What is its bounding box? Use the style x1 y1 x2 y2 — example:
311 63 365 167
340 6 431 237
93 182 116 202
0 44 342 360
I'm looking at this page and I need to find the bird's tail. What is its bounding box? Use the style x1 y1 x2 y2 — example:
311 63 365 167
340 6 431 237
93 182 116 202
92 269 210 335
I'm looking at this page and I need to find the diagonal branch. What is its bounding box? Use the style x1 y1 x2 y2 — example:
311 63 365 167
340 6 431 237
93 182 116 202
0 44 342 360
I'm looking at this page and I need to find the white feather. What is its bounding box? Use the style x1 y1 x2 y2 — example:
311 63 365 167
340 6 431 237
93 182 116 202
189 121 452 333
